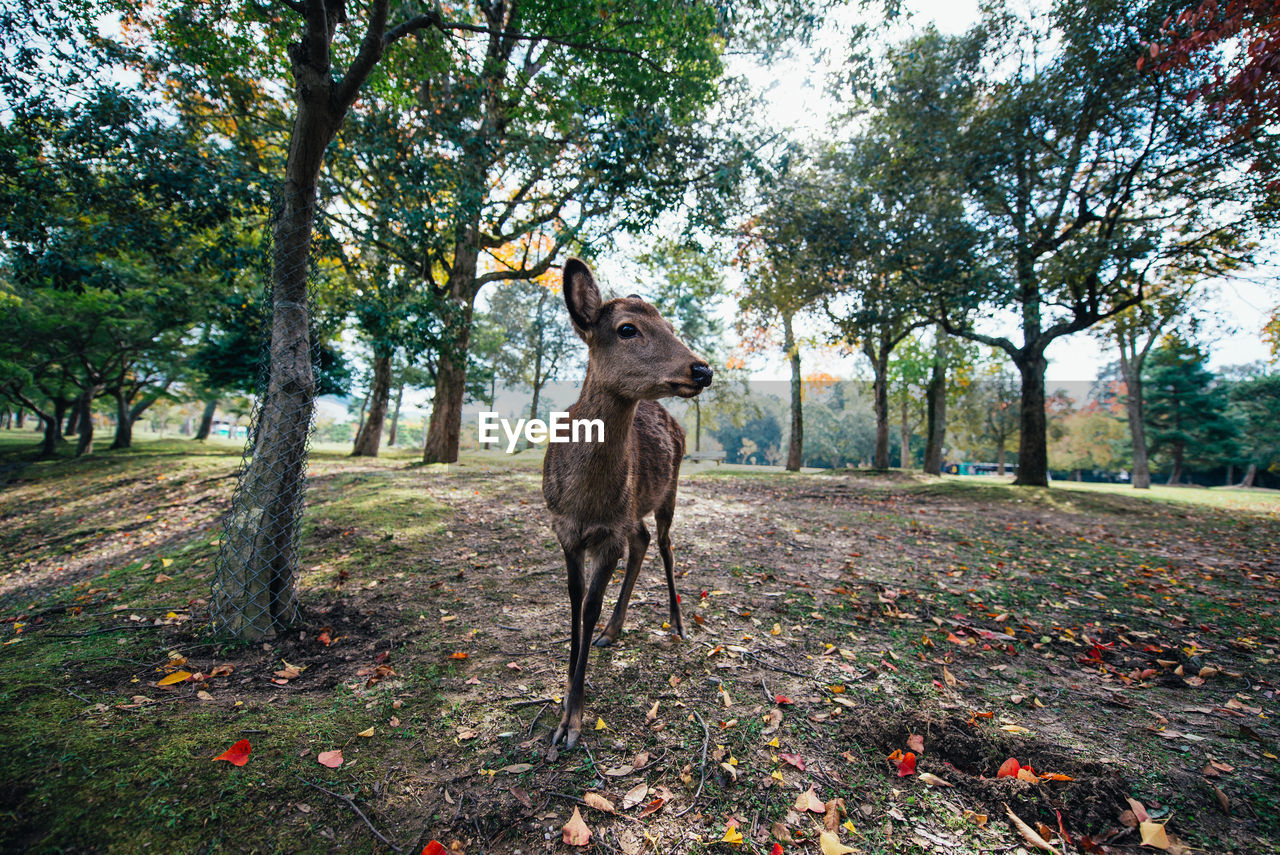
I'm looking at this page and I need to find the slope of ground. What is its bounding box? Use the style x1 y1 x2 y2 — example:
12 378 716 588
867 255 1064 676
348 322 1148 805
1 435 1277 854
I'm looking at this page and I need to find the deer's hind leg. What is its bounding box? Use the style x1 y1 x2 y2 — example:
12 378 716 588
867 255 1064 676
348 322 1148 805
594 521 650 648
655 497 684 639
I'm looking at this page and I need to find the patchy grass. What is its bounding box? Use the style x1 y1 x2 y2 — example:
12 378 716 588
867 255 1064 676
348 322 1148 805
1 432 1278 853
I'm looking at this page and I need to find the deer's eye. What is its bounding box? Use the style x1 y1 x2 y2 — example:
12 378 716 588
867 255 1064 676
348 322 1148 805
617 323 639 339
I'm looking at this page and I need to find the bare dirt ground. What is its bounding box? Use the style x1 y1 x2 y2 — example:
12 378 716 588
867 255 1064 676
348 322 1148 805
2 443 1279 854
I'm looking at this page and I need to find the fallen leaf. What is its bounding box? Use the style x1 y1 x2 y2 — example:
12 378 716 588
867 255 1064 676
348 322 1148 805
449 651 468 660
153 573 173 583
721 824 743 845
646 700 660 722
1017 767 1039 784
317 749 343 768
780 752 806 771
500 763 532 774
906 733 924 753
795 786 825 812
212 739 251 766
563 806 591 847
1140 820 1169 849
1001 725 1032 734
595 717 607 731
997 757 1021 778
357 726 375 738
775 694 793 705
1005 804 1061 854
157 670 192 686
638 797 664 818
897 752 916 776
196 690 214 702
918 772 953 787
1126 797 1151 823
583 792 616 814
1212 785 1230 814
456 727 478 740
621 783 648 810
818 831 856 855
421 843 446 855
942 666 957 687
963 809 988 826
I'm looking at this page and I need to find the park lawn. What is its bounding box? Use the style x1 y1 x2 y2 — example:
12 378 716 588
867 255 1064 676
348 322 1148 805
1 432 1279 854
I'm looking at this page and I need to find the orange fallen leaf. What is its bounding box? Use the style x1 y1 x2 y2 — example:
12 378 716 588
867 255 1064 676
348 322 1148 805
1139 820 1169 849
775 694 793 705
563 806 591 846
212 739 251 766
421 842 445 855
449 651 469 660
317 749 343 768
997 757 1021 778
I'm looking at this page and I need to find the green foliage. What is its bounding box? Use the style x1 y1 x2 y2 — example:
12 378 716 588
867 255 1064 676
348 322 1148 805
1227 369 1280 473
1144 337 1239 476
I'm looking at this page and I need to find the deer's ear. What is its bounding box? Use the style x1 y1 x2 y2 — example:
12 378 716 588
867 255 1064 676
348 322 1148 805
563 257 601 336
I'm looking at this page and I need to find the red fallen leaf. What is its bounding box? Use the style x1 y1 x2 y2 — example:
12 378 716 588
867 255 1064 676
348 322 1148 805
775 695 794 705
780 753 806 771
897 752 917 776
317 629 332 646
701 590 708 599
375 651 390 664
317 749 343 768
771 845 784 855
213 739 251 766
997 757 1021 778
638 797 665 818
421 843 446 855
906 733 924 753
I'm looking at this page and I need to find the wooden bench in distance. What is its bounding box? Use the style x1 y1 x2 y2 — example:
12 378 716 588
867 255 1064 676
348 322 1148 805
685 451 725 465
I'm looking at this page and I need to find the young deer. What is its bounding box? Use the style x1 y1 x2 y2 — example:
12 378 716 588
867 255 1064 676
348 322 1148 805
542 258 713 750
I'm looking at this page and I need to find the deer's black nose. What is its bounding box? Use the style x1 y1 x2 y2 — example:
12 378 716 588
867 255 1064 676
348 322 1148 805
691 363 713 388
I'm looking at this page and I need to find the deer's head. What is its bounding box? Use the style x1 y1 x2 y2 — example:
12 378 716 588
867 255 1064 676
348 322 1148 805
563 257 713 400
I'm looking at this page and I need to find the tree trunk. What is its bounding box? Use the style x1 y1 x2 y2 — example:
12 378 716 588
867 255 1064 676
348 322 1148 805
694 398 702 452
1167 443 1184 485
75 387 98 457
64 404 79 437
215 110 335 638
352 353 392 457
14 408 23 428
1239 462 1257 487
1120 364 1152 489
387 381 404 447
195 398 217 441
424 236 480 465
110 389 133 450
871 354 890 470
1225 464 1234 486
784 312 802 472
899 398 910 469
923 334 947 475
39 411 60 458
1012 352 1047 486
997 439 1006 475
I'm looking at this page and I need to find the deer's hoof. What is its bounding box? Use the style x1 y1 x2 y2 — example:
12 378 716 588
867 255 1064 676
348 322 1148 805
565 727 581 750
592 633 616 648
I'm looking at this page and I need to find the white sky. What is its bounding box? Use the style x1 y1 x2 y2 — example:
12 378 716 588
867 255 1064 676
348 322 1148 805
703 0 1279 388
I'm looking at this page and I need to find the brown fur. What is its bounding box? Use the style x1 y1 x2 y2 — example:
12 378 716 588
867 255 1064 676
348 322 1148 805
542 258 711 750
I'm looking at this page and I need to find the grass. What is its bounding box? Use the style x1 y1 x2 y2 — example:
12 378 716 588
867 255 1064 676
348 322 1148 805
2 430 1279 853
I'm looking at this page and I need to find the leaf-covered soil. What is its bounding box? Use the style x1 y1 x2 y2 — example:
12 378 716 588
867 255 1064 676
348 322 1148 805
2 435 1279 854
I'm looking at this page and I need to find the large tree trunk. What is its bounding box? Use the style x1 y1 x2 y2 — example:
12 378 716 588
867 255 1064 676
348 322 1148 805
110 389 133 450
39 412 60 458
215 96 338 638
923 334 946 475
423 236 480 465
195 398 217 441
997 439 1007 475
899 398 911 469
1120 362 1152 489
387 381 403 447
1167 443 1184 485
784 312 802 471
1012 352 1048 486
1240 462 1258 487
871 353 890 470
14 408 23 428
75 387 98 457
64 404 79 437
352 353 392 457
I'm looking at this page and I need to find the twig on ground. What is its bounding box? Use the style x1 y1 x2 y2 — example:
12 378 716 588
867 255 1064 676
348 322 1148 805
673 708 709 818
62 687 92 704
506 696 556 708
527 701 551 737
295 775 403 853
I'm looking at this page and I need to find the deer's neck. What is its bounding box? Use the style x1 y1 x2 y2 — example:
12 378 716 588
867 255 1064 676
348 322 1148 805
570 374 637 487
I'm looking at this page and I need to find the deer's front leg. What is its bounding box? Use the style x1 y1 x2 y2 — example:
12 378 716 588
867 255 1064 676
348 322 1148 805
556 538 622 750
551 546 585 749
